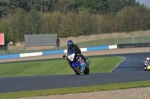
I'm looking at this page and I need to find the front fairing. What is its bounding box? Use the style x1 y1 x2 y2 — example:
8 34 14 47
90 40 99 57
68 50 76 61
71 57 86 73
146 62 150 70
68 53 75 61
68 49 86 72
67 50 78 67
71 61 80 67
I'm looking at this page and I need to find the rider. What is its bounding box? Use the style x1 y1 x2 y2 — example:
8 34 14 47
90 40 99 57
67 40 87 67
144 57 150 65
146 57 150 62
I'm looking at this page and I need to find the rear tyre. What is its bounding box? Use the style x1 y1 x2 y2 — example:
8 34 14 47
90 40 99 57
84 60 90 75
87 60 90 67
74 67 80 75
84 67 90 74
144 67 147 71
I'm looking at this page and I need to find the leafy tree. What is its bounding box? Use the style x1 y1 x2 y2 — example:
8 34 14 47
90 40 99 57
116 6 141 32
28 9 42 34
71 0 108 14
116 5 150 32
67 12 80 37
107 0 125 14
58 12 75 37
101 14 117 33
0 0 9 17
31 0 53 12
12 8 28 42
125 0 139 6
54 0 72 14
59 22 69 38
136 6 150 30
91 15 104 34
40 11 63 34
40 13 51 33
0 0 149 44
0 18 13 43
75 11 92 36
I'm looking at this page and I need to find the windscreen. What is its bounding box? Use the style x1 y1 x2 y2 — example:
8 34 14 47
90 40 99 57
68 50 75 55
68 50 75 61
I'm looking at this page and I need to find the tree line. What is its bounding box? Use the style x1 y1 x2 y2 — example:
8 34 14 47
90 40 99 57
0 0 149 44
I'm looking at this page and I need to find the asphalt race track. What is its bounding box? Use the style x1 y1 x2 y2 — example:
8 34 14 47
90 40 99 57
1 52 150 93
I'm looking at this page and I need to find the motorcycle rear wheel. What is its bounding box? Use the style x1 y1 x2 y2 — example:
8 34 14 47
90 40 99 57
84 67 90 74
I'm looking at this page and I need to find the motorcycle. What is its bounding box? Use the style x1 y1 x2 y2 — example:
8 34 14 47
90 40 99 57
144 62 150 71
143 60 150 71
143 59 148 67
63 49 90 75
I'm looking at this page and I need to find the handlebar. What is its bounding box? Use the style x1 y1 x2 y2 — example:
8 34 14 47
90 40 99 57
62 55 67 58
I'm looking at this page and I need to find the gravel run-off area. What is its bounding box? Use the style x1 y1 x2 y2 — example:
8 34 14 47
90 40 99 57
18 87 150 99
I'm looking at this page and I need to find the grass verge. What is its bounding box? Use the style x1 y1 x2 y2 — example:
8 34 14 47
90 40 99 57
0 56 124 77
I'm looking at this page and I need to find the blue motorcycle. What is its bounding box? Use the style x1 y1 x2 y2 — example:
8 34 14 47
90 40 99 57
63 50 90 75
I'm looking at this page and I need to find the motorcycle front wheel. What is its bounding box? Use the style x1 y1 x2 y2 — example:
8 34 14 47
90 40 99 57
74 67 81 75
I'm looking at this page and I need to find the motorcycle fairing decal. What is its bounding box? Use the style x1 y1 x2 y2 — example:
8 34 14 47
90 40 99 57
71 62 80 67
78 57 82 64
147 66 150 69
81 61 85 72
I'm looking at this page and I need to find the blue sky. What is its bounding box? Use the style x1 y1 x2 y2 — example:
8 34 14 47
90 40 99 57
136 0 150 7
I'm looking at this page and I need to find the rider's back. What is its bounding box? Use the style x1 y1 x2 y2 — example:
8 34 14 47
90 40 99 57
68 44 81 54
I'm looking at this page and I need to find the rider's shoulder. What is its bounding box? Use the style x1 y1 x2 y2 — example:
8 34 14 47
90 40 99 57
73 44 79 47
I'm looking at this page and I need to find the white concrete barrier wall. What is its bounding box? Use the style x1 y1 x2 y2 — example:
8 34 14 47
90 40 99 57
109 45 117 49
64 48 87 54
0 45 118 59
64 50 67 53
80 48 87 52
20 52 42 57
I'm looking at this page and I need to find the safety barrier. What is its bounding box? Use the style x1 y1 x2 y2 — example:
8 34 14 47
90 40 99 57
0 54 20 59
117 43 150 48
0 45 117 60
20 52 42 58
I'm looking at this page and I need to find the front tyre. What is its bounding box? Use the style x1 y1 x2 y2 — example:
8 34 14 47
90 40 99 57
144 67 147 71
74 67 81 75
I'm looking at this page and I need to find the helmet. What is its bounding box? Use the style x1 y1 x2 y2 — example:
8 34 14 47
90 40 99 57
67 40 73 48
147 57 150 61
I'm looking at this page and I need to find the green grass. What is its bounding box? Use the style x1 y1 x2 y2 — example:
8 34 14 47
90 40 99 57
0 56 124 77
